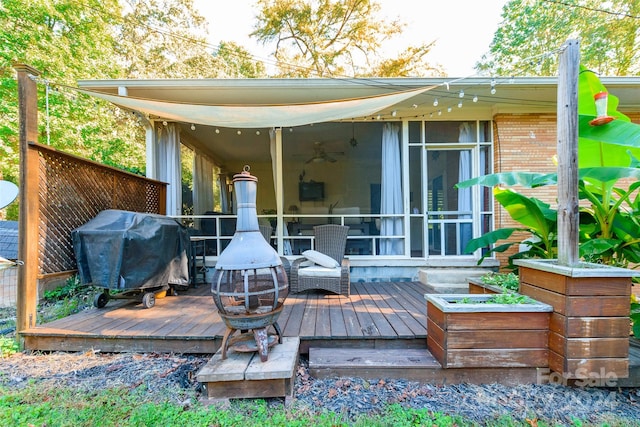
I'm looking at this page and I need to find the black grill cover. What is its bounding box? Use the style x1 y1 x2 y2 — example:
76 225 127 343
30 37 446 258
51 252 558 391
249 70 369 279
72 210 190 290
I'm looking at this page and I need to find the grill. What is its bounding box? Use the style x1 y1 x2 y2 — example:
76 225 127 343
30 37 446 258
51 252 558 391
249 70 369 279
211 166 289 362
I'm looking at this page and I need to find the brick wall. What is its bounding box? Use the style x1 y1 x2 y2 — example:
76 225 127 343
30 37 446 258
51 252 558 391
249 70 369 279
491 112 640 269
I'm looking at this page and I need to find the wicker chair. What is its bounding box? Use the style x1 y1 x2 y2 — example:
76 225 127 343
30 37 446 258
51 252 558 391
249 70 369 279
290 224 350 297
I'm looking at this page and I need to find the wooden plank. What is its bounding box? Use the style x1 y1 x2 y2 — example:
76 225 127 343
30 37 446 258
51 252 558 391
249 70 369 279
202 378 290 399
556 38 580 266
197 351 253 382
327 295 348 337
370 282 424 336
563 316 630 338
338 291 363 337
314 294 332 338
565 276 631 296
281 293 307 337
565 296 630 317
15 64 41 335
446 330 548 349
349 282 380 336
367 282 415 338
426 301 445 330
353 282 400 338
564 358 629 379
390 282 428 325
309 347 438 369
446 348 549 369
444 311 550 331
520 283 566 314
520 267 567 294
298 292 318 338
565 337 629 358
245 337 299 380
549 331 567 356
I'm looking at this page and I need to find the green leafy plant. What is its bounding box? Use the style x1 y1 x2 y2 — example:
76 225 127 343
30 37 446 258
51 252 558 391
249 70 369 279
631 293 640 338
480 272 519 292
458 67 640 270
487 293 534 305
0 337 19 358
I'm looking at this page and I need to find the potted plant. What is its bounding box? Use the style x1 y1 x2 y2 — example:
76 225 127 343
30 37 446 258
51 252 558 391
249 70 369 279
468 272 519 295
425 293 553 369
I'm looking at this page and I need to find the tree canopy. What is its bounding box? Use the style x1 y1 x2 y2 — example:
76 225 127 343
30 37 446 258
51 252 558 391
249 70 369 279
250 0 443 77
477 0 640 76
0 0 266 220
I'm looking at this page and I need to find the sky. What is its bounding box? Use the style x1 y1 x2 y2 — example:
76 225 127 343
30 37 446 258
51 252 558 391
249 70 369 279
193 0 509 77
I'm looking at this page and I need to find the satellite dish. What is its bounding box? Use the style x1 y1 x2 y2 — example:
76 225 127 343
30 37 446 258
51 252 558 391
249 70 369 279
0 181 19 209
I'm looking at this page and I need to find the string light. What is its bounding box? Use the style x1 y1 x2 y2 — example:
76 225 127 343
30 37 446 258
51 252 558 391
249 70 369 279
237 130 242 135
215 128 220 134
391 110 397 117
162 121 167 126
256 130 261 135
191 124 196 130
437 110 442 116
458 101 462 108
459 90 464 98
447 107 452 113
473 95 478 103
433 98 438 106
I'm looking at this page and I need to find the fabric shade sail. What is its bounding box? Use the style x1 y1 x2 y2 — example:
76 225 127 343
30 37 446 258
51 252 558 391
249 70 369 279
76 86 432 128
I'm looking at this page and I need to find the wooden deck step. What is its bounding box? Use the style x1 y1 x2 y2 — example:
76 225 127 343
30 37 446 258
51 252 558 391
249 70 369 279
197 337 299 400
309 347 543 385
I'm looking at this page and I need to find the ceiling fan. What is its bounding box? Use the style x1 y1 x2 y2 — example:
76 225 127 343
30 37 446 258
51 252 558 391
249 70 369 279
305 141 340 164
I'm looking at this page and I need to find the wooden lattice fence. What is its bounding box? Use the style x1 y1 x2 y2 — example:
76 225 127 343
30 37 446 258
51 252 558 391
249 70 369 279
32 142 167 276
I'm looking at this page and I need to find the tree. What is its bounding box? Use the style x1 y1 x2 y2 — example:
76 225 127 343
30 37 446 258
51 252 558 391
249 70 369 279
476 0 640 76
251 0 443 77
0 0 133 192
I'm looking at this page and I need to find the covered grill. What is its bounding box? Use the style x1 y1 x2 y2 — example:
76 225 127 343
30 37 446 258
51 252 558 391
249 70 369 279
212 166 288 362
72 209 190 309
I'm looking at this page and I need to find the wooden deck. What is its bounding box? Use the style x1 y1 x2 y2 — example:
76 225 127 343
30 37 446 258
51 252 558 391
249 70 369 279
21 281 430 354
20 281 640 386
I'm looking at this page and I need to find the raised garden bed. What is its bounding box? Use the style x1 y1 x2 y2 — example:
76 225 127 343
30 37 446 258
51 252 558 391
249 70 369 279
425 293 553 369
516 259 637 380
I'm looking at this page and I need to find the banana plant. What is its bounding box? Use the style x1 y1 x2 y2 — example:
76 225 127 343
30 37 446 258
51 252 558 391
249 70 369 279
457 67 640 269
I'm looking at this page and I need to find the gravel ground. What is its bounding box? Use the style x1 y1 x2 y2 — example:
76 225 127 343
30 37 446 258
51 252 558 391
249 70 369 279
1 350 640 425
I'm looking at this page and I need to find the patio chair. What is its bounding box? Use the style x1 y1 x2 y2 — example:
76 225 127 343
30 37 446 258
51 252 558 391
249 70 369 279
258 223 291 280
289 224 350 297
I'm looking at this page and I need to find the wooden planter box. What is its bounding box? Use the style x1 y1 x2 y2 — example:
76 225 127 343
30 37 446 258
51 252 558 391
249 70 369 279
468 278 502 294
516 259 637 380
425 294 553 369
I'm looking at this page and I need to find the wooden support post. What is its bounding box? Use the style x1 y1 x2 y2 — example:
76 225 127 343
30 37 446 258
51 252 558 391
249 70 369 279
556 39 580 267
14 63 41 339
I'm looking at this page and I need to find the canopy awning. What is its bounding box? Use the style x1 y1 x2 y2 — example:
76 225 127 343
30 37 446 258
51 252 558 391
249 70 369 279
77 86 432 128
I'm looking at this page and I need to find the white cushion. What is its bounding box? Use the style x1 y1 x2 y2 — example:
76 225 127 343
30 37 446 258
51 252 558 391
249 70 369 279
298 265 341 278
303 249 339 268
333 207 360 225
299 206 328 224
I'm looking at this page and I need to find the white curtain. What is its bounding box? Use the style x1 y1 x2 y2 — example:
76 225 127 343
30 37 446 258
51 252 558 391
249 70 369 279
380 123 403 255
193 153 214 216
156 123 182 216
218 173 230 213
270 129 292 255
458 123 473 253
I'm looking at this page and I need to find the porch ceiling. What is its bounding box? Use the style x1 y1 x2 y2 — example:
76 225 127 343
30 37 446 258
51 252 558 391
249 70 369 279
77 76 640 163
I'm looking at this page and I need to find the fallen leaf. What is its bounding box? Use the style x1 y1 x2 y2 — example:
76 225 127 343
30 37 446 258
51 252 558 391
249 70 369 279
525 418 538 427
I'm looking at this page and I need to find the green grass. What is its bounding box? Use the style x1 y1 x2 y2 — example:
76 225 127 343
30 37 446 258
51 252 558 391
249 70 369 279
0 384 633 427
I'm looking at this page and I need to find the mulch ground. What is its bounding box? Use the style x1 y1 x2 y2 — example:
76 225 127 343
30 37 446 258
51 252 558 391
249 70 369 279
1 350 640 425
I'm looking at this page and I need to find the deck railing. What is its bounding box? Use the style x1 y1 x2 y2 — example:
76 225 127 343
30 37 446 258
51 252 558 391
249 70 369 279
174 213 405 257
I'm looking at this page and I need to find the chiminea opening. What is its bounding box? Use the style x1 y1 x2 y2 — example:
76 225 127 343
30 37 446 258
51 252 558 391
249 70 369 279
211 166 288 362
